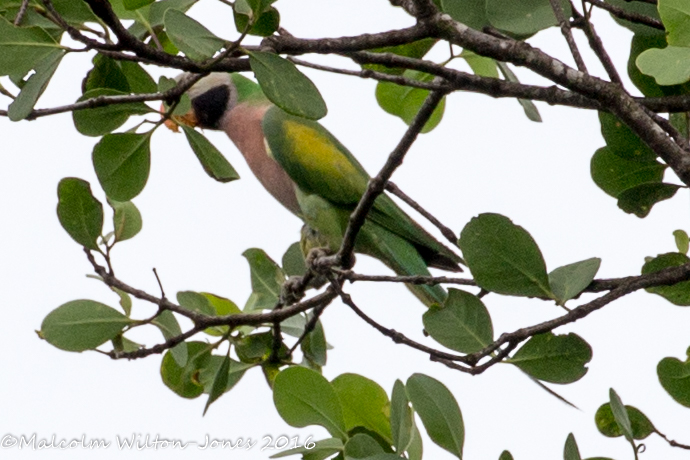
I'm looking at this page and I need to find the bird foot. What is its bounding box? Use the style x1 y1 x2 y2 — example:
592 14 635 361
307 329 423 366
280 276 307 305
305 247 356 275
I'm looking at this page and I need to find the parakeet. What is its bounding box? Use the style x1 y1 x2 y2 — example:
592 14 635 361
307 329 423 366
173 72 462 306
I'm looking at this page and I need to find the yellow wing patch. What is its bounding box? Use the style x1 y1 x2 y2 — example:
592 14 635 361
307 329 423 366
283 120 363 183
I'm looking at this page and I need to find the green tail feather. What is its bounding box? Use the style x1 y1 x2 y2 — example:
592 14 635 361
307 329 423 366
358 222 447 307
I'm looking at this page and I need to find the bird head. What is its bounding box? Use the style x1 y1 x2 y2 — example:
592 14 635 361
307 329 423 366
163 72 264 132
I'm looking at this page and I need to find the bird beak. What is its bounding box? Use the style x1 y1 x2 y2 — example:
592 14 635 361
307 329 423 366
160 103 198 133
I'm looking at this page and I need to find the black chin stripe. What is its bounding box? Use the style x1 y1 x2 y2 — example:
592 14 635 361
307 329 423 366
192 84 230 129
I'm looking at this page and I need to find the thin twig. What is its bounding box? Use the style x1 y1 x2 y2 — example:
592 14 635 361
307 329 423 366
576 1 623 85
583 0 664 30
0 73 203 121
550 0 588 72
287 303 328 356
289 57 449 90
385 181 458 245
152 268 166 299
336 269 476 287
656 430 690 450
330 280 466 362
14 0 30 25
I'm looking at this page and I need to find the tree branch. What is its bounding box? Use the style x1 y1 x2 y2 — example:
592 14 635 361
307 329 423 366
385 181 458 245
433 15 690 187
550 0 588 72
575 2 623 85
265 23 434 55
584 0 664 30
335 269 476 286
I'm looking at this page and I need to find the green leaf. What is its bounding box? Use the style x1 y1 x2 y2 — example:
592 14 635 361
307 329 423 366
149 0 199 27
279 314 307 338
243 248 285 311
659 0 690 46
153 310 188 367
302 318 327 367
362 38 437 75
332 374 392 444
609 389 633 442
111 287 132 316
658 352 690 407
344 433 384 459
8 49 64 121
109 0 147 19
391 379 414 455
109 199 142 242
674 230 690 254
590 147 666 198
499 451 514 460
112 334 141 352
595 403 655 439
199 355 251 394
177 291 215 315
249 51 327 120
617 183 680 217
92 132 152 201
406 373 464 459
73 88 152 137
637 46 690 86
83 54 157 94
486 0 571 36
282 242 307 277
235 331 273 363
270 438 343 459
160 341 211 398
496 61 542 122
598 112 657 161
234 6 280 37
41 300 131 352
375 69 446 133
509 332 592 384
423 288 493 353
0 17 63 77
671 112 690 138
461 51 499 78
642 252 690 305
181 125 240 182
441 0 490 31
458 213 553 298
158 75 191 116
233 0 254 17
163 9 225 61
629 33 690 96
605 0 661 35
548 258 601 305
84 54 131 93
48 0 100 25
407 421 424 460
564 433 581 460
201 293 240 336
56 178 104 250
120 61 157 93
203 354 230 415
355 455 405 460
124 0 155 10
273 366 348 439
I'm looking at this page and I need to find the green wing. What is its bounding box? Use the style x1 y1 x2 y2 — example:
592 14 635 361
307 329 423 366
262 107 461 270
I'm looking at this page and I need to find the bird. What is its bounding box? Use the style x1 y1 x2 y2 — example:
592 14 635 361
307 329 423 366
169 72 463 307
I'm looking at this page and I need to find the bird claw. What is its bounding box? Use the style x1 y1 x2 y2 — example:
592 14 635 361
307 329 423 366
280 276 306 305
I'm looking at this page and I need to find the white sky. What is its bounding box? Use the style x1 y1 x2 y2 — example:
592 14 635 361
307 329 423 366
2 1 690 459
